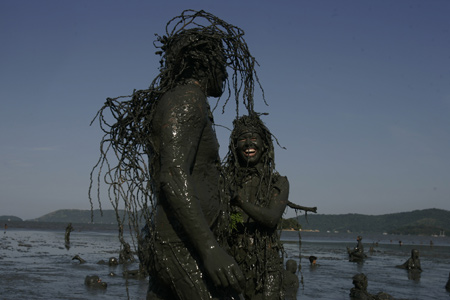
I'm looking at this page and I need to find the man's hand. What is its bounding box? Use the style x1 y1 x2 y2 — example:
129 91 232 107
201 246 245 293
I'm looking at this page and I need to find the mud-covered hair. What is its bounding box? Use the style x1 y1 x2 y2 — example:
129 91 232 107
224 113 276 204
89 10 265 249
227 114 275 170
154 9 265 113
157 28 226 90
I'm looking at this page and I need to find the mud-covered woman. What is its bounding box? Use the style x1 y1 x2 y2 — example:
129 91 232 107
224 114 289 300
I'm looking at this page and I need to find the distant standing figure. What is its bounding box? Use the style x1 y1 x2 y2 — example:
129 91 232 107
65 223 74 244
283 259 299 300
347 236 367 262
396 249 422 271
4 223 7 234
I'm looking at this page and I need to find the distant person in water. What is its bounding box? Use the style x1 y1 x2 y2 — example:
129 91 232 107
65 223 74 244
349 273 372 300
396 249 422 271
109 257 118 266
350 273 394 300
119 242 135 264
4 223 7 234
347 236 367 262
309 255 318 266
283 259 299 300
85 275 107 289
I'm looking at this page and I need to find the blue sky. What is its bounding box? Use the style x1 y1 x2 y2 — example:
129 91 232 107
1 0 449 220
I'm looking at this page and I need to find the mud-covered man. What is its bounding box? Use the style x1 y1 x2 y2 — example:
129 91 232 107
145 30 243 299
90 10 264 300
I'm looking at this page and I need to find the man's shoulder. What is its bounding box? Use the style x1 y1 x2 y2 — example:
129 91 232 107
158 84 206 112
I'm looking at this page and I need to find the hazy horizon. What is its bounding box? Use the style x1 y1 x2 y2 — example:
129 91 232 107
3 207 449 222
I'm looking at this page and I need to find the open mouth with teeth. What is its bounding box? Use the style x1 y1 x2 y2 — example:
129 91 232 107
244 148 257 157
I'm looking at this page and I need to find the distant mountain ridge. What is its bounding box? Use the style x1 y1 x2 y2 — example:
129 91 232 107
2 208 449 236
32 209 120 224
296 208 450 235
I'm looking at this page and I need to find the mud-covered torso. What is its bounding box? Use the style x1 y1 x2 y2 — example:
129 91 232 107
230 172 286 251
234 173 286 233
229 172 286 299
149 83 222 241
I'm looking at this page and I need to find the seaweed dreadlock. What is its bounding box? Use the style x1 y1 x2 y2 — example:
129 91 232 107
89 10 265 251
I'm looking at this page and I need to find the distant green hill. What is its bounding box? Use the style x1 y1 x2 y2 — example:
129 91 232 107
32 209 121 224
0 215 23 222
294 208 450 235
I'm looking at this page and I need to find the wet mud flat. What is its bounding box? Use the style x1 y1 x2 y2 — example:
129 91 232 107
1 228 450 299
0 229 147 300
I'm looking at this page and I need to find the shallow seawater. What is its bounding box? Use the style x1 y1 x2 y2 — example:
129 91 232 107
1 229 449 299
282 231 450 300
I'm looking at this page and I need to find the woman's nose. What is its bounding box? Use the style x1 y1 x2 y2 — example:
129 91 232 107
244 138 253 146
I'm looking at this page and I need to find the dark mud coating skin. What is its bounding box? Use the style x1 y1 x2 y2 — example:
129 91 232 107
65 223 73 244
119 242 135 264
84 275 107 289
227 119 289 300
396 249 422 271
396 249 422 281
349 273 394 300
108 257 118 266
350 273 372 300
88 10 267 300
230 168 288 299
146 82 244 299
283 260 299 300
348 236 367 262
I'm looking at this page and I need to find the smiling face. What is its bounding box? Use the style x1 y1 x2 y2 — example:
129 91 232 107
236 132 264 167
